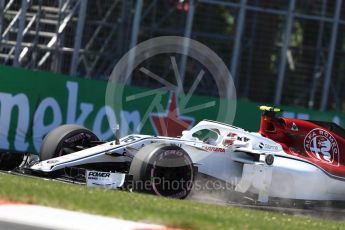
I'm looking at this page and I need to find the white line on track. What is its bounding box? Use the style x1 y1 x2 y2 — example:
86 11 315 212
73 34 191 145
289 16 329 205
0 201 176 230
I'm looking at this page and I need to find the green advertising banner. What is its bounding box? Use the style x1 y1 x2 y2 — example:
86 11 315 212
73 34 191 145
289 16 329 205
0 65 344 154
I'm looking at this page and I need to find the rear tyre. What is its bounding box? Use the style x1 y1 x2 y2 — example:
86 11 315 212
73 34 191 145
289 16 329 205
39 124 99 161
129 143 194 199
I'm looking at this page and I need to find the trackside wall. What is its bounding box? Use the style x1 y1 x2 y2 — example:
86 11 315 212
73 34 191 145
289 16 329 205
0 65 344 154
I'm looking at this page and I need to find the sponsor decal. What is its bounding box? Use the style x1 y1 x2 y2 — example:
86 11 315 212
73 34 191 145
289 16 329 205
0 80 142 153
258 142 278 151
88 171 111 178
304 128 339 165
259 142 264 149
121 135 142 143
158 150 184 161
64 133 89 143
46 159 59 164
86 170 125 189
223 132 250 147
223 133 250 147
237 136 250 142
202 146 225 152
223 133 237 146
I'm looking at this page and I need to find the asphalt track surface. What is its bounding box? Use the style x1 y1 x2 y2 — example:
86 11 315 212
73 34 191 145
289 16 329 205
0 221 53 230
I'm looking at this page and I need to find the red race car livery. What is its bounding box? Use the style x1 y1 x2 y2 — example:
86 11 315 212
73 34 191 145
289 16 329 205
259 108 345 177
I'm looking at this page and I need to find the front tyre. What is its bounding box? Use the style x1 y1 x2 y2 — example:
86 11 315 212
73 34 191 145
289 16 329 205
129 143 194 199
39 124 99 161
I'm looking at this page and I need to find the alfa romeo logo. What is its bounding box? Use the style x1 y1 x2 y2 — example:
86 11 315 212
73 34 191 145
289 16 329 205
304 128 339 165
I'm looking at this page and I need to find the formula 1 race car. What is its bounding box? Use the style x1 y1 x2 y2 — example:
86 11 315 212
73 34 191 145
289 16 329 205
2 106 345 204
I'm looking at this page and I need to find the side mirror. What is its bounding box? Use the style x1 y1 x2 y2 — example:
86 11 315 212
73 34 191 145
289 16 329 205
182 130 189 136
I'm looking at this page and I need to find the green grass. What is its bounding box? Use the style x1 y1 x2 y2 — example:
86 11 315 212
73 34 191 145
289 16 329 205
0 173 344 230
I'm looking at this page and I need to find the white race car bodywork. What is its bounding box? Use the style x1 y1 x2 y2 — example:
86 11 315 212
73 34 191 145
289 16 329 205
30 120 345 202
